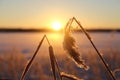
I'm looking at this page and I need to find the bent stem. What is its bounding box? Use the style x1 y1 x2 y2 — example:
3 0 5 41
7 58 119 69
73 17 116 80
61 72 83 80
20 35 62 80
20 35 46 80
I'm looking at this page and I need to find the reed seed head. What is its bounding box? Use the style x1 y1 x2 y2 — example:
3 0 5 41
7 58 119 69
63 31 89 70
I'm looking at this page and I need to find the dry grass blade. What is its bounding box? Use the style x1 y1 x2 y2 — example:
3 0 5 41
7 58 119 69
20 35 46 80
65 18 74 32
63 31 89 70
73 17 116 80
49 46 56 80
61 72 83 80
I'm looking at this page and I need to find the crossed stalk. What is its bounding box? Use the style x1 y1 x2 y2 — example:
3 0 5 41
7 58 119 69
20 17 116 80
20 34 80 80
66 17 116 80
20 35 62 80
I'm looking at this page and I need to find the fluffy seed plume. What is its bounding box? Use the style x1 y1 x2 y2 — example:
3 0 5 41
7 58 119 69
63 31 89 70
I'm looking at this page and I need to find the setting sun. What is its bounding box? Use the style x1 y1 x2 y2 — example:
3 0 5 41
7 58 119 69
52 21 62 31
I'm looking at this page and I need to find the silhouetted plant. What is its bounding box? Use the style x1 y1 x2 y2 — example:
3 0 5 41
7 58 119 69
63 17 116 80
20 17 117 80
20 35 63 80
20 35 46 80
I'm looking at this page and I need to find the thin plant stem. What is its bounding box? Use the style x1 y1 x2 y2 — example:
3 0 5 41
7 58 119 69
49 45 62 80
53 53 63 80
73 17 116 80
46 35 62 80
49 46 56 80
20 35 46 80
61 72 82 80
20 34 62 80
65 18 72 32
65 18 74 32
45 35 51 46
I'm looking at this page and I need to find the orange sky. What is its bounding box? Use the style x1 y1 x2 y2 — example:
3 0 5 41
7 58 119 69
0 0 120 29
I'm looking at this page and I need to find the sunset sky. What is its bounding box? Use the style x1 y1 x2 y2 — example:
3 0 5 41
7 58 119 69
0 0 120 29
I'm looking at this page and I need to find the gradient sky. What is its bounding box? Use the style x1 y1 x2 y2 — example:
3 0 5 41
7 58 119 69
0 0 120 29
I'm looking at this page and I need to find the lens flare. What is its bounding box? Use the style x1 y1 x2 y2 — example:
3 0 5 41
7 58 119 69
52 21 62 31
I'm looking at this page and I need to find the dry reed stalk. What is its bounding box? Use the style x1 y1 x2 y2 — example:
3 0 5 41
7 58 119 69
49 45 62 80
20 35 46 80
49 46 56 80
60 72 83 80
20 35 62 80
63 31 89 70
65 18 74 33
72 17 116 80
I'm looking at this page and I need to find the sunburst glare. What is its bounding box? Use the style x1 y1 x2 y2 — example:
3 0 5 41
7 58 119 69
52 21 62 31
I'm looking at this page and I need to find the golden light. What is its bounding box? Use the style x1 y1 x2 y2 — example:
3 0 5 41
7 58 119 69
52 21 62 31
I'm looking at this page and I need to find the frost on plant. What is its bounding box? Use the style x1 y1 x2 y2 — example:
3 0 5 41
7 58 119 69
63 31 89 70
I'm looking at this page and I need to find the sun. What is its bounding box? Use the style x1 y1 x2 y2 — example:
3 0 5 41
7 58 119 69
52 21 62 31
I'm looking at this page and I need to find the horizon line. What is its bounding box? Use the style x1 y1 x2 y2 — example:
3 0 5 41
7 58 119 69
0 28 120 33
